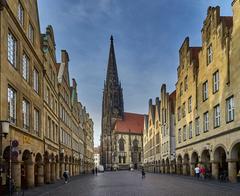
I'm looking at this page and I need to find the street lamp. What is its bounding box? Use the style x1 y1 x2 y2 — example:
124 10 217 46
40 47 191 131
0 120 10 194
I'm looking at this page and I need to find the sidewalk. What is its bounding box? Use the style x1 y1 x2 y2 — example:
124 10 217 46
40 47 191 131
10 175 89 196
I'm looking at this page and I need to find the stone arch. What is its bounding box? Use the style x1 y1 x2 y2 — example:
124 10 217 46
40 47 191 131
2 146 11 178
21 150 33 188
22 150 32 162
191 151 199 165
213 144 228 160
229 140 240 182
213 146 228 179
35 153 43 186
119 137 125 152
201 150 211 172
177 154 183 175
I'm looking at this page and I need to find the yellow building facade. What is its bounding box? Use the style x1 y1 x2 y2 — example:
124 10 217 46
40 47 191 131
175 2 240 182
0 0 94 192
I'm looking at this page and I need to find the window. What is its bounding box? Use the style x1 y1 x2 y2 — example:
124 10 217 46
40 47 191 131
22 53 29 82
188 96 192 113
8 32 17 67
180 82 183 96
8 86 17 124
213 70 219 93
184 76 188 91
203 81 208 101
203 112 209 132
177 107 181 121
226 96 234 122
22 99 30 130
207 44 213 65
119 138 125 151
28 23 34 43
195 117 200 136
18 3 24 26
214 104 220 128
183 125 186 141
33 68 39 93
182 102 186 117
189 122 193 139
34 108 39 136
178 129 181 143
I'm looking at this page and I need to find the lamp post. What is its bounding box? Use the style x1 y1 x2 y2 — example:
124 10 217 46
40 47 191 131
0 120 10 194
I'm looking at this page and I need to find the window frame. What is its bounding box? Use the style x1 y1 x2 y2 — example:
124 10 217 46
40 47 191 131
8 86 17 124
7 32 17 67
213 104 220 128
213 70 219 94
203 111 209 132
226 96 234 123
203 80 208 101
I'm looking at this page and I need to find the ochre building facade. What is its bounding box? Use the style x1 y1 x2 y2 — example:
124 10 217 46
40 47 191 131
0 0 94 192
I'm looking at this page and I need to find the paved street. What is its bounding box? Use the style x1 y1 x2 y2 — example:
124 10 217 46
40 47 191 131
15 171 240 196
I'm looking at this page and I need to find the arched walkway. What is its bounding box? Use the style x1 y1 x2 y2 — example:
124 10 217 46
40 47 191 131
201 150 211 174
212 146 228 180
190 152 199 176
183 154 190 175
229 142 240 182
35 153 44 186
177 155 183 175
22 150 34 188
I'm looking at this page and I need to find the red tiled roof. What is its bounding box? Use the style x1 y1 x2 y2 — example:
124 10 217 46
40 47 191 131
114 112 144 134
169 91 176 113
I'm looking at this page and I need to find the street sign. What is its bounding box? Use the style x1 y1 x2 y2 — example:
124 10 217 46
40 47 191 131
12 140 19 147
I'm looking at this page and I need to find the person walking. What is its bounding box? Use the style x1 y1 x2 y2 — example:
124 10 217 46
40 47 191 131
200 166 206 180
142 168 146 179
63 171 69 184
194 164 200 179
95 167 98 175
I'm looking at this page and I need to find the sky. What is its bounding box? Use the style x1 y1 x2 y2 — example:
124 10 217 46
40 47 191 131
38 0 232 147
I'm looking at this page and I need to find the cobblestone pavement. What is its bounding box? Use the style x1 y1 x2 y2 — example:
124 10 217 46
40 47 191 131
14 171 240 196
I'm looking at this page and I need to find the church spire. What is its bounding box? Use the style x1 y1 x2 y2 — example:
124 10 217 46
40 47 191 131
106 35 119 85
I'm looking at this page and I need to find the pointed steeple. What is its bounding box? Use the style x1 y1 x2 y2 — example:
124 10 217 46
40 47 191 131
106 35 119 85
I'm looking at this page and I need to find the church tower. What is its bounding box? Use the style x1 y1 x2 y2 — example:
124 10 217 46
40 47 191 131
100 36 124 169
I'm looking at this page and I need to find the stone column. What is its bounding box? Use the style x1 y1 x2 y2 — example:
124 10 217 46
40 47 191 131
211 161 219 180
12 161 21 188
55 162 60 180
228 160 237 183
45 162 51 183
37 164 44 186
61 162 65 178
26 161 35 188
50 162 56 182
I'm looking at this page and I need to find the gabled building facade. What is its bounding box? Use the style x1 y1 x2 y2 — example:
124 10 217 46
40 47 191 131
0 0 94 193
175 3 240 182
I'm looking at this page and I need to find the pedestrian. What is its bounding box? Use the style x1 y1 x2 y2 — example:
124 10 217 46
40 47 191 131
95 167 98 175
92 168 95 175
142 168 146 179
200 166 206 180
63 171 68 184
194 164 200 179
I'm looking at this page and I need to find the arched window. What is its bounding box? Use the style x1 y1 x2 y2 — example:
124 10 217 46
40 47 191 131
119 138 125 151
133 139 138 152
